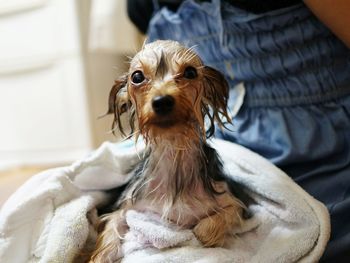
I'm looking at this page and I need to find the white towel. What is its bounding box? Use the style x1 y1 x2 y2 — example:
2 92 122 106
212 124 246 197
0 139 330 262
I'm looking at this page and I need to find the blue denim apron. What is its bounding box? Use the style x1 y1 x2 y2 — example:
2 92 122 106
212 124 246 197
147 0 350 261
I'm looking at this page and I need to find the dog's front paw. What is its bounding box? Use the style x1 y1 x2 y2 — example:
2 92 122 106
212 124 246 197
193 216 226 247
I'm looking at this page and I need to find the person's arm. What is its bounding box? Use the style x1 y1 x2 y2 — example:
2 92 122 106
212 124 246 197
304 0 350 48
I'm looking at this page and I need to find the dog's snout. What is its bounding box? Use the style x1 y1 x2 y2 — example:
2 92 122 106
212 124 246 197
152 95 175 115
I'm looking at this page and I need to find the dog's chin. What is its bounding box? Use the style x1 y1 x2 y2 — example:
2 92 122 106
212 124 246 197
151 119 177 128
141 119 199 143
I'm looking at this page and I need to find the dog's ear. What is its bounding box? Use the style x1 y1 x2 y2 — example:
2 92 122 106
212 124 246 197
106 75 135 137
202 66 232 137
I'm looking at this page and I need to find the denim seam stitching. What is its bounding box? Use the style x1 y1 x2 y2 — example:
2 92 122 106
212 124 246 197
222 12 315 35
245 85 350 107
208 35 339 65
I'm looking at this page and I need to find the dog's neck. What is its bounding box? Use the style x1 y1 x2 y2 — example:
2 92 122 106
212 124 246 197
145 136 205 200
133 135 227 226
127 134 226 225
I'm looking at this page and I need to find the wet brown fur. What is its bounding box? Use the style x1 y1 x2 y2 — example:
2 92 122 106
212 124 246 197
86 40 243 262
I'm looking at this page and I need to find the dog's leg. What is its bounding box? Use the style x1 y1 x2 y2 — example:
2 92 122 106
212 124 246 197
193 195 242 247
89 209 128 263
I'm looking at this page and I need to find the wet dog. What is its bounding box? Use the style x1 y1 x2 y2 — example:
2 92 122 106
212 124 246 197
90 40 243 262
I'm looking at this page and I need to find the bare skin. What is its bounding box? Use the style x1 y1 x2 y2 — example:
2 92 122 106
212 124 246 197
304 0 350 48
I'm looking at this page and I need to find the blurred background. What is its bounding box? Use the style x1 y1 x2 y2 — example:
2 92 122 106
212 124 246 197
0 0 144 205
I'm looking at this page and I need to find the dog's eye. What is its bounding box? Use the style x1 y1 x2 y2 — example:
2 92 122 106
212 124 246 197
183 66 198 79
131 71 145 84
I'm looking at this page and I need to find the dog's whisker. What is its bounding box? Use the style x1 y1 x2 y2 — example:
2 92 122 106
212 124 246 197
178 45 198 63
145 177 165 198
132 176 153 201
158 193 166 203
187 44 199 52
125 55 134 61
141 37 148 50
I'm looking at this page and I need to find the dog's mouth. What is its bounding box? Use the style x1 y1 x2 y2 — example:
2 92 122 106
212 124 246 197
141 115 203 142
147 113 198 129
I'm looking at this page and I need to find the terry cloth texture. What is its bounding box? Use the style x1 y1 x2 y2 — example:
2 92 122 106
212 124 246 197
0 139 330 262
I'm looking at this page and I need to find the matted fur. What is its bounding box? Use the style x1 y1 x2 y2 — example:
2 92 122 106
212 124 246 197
88 40 243 262
106 41 231 141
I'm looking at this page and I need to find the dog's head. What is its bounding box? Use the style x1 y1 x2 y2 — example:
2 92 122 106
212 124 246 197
107 40 231 143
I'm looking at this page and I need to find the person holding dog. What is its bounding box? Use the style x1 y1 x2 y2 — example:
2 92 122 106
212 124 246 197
127 0 350 261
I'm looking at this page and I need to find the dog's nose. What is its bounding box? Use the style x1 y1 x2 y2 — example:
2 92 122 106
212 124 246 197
152 95 175 115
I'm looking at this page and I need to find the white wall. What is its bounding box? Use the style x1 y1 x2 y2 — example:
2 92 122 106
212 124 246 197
0 0 143 169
